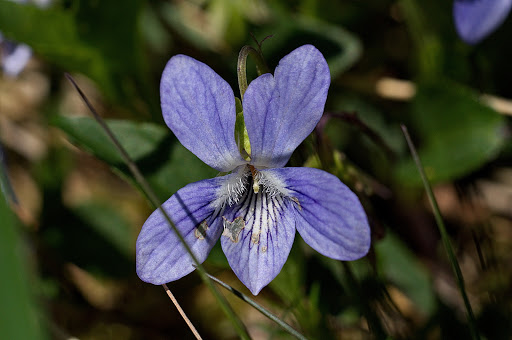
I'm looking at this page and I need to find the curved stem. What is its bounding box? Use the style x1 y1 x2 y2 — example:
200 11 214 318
237 45 270 100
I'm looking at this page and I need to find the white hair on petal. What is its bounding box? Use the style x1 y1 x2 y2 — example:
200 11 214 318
258 171 291 198
212 166 250 208
212 166 291 209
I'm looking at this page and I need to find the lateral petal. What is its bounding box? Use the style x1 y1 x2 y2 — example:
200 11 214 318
136 177 225 285
453 0 512 44
243 45 330 168
220 188 296 295
161 55 246 172
264 167 371 261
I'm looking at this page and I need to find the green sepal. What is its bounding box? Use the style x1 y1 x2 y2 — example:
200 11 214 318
234 97 251 160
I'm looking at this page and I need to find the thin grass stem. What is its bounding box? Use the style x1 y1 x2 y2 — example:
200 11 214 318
203 270 308 340
65 73 251 340
400 124 480 340
163 284 202 340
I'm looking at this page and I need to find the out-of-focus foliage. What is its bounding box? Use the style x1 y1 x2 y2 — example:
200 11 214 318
0 171 45 340
396 80 506 186
1 0 511 339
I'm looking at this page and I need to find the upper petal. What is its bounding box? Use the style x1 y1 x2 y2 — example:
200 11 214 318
220 182 296 295
136 177 226 284
264 167 370 260
453 0 512 44
243 45 330 168
160 55 246 172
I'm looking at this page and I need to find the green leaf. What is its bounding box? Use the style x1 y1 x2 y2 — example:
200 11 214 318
375 233 436 315
0 187 45 339
52 116 167 164
53 116 216 202
396 80 507 186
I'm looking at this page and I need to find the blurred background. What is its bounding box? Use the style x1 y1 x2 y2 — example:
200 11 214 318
1 0 511 339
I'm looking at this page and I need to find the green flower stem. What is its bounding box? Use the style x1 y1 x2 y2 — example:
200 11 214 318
401 125 480 340
237 45 270 100
65 73 251 340
203 270 308 340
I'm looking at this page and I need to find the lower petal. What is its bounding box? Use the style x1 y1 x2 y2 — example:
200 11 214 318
136 177 225 285
264 167 371 261
220 189 296 295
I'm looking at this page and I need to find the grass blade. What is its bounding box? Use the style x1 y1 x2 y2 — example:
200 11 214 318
203 270 308 340
400 124 480 340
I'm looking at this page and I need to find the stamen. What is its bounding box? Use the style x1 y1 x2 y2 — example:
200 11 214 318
249 165 260 193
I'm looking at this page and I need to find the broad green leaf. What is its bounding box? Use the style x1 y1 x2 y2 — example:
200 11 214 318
0 184 45 339
396 80 506 186
52 116 167 164
375 233 436 315
53 116 216 202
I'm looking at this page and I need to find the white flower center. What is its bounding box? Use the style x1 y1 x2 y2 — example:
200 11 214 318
212 165 290 209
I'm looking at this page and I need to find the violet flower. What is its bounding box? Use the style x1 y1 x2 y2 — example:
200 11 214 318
0 35 32 77
1 0 50 76
136 45 371 295
453 0 512 44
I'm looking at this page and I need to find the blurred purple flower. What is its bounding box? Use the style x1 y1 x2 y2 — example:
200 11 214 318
1 0 51 76
453 0 512 44
136 45 371 295
0 36 32 77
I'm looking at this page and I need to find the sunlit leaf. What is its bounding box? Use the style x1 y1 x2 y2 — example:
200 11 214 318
396 80 507 186
53 116 167 164
53 116 216 202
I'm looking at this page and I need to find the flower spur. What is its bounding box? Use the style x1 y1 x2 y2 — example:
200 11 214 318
136 45 371 295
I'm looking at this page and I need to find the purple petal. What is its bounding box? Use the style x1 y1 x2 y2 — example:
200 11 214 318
1 41 31 76
136 177 226 284
243 45 330 168
265 167 371 260
220 186 296 295
453 0 512 44
160 55 246 172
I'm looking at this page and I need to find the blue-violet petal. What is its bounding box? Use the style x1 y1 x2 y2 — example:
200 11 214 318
160 55 246 172
266 167 371 260
453 0 512 44
243 45 330 168
136 177 225 284
220 182 296 295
